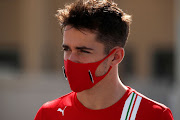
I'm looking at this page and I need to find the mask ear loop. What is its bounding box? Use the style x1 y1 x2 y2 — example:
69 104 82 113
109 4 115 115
93 49 116 74
89 49 116 83
62 66 67 80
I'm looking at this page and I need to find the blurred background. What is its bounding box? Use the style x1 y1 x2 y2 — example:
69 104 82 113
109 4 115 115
0 0 179 119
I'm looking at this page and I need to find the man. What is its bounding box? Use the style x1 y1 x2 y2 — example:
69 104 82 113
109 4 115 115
35 0 174 119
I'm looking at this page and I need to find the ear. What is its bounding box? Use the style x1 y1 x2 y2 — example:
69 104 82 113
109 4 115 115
111 47 125 66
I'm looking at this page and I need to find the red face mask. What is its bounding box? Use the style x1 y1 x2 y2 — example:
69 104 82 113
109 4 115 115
63 49 116 92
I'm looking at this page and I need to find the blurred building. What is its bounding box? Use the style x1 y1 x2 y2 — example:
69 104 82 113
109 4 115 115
0 0 179 120
0 0 175 81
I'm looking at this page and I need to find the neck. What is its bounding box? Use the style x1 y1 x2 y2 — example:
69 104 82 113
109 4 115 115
76 66 127 110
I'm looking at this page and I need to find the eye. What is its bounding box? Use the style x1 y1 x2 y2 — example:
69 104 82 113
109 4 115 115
80 49 91 54
62 47 70 52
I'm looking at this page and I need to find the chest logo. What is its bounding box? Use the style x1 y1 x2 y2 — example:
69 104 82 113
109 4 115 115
57 106 67 116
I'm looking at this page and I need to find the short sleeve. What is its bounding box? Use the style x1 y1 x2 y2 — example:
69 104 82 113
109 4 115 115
161 108 174 120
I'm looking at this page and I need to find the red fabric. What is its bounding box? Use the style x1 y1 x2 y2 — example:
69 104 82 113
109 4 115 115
34 87 174 120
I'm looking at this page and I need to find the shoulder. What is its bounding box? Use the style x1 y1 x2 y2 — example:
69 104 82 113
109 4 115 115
41 92 75 109
135 90 169 111
131 88 173 120
34 92 75 120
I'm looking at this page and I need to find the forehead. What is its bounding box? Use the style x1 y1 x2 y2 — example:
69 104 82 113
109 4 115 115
63 26 104 49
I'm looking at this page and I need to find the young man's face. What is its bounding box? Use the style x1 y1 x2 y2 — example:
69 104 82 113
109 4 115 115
62 25 111 76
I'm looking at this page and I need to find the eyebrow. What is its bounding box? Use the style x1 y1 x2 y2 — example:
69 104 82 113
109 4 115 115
62 44 69 48
76 46 93 50
62 44 94 50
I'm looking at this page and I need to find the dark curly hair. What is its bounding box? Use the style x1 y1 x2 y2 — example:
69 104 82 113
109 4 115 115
56 0 131 54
